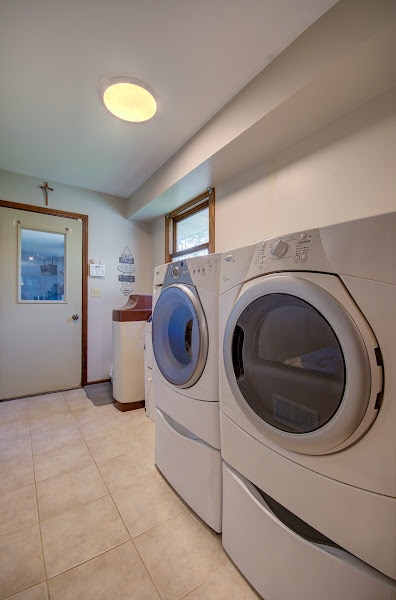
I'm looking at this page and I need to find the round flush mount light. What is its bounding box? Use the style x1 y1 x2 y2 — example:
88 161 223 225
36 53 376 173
100 77 157 123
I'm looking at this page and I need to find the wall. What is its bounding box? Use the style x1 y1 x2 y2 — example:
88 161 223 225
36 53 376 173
150 86 396 266
215 88 396 252
150 217 166 275
0 170 152 383
130 0 395 222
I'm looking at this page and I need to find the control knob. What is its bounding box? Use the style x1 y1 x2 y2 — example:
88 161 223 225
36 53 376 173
171 265 180 278
270 239 288 258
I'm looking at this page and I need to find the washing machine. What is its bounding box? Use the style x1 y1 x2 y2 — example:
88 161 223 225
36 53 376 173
152 253 222 532
219 213 396 599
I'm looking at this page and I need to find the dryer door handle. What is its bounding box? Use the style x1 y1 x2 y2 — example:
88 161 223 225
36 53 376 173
232 325 245 380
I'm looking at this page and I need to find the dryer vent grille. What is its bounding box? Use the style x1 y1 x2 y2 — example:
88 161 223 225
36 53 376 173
273 395 319 432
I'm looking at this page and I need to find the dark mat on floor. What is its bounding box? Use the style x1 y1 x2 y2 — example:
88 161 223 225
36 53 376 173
84 382 115 406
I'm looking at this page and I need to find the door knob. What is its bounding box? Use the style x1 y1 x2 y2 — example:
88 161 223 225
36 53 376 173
72 314 79 321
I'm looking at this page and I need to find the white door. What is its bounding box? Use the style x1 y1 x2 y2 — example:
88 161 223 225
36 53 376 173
0 207 82 399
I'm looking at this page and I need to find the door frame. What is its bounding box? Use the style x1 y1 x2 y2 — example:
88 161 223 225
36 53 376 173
0 199 88 386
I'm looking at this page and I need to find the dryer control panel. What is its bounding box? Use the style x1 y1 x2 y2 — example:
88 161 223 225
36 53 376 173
246 228 333 280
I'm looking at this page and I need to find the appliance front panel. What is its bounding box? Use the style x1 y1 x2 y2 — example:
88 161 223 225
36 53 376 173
223 272 382 455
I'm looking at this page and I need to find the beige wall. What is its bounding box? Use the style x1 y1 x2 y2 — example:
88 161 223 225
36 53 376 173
0 170 152 383
150 86 396 266
215 88 396 252
147 0 396 267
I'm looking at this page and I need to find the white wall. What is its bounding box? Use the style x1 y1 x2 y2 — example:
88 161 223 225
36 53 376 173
0 170 152 383
215 88 396 252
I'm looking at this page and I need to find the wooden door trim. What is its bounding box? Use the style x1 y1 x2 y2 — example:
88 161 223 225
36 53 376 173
0 199 88 387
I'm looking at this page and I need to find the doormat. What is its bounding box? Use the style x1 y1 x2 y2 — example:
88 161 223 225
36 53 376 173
84 382 114 406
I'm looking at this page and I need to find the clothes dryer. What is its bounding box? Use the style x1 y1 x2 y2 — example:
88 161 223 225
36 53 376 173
152 253 222 532
219 213 396 598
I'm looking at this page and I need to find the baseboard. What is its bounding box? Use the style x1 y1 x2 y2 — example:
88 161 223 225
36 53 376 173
114 399 145 412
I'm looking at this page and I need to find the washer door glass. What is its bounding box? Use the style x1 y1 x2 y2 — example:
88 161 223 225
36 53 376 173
152 284 208 388
233 293 345 433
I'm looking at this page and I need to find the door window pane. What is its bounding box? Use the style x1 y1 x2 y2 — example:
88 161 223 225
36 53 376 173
19 228 65 301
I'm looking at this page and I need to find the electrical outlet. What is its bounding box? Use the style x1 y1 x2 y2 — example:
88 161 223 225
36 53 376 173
91 288 102 298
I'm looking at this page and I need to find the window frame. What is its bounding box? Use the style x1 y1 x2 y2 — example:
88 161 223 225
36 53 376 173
165 188 215 263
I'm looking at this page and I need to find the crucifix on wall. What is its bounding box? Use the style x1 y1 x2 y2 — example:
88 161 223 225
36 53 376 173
39 181 54 206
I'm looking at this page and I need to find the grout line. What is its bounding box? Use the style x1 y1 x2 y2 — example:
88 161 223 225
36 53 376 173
28 394 51 598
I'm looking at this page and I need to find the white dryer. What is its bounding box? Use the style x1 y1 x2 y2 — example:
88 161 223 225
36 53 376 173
152 253 222 532
219 213 396 599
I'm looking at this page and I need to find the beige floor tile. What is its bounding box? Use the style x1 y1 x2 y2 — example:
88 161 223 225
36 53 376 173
119 407 149 426
64 395 93 412
31 421 84 455
113 472 187 537
134 511 229 600
28 394 70 420
0 524 44 599
135 420 155 453
28 404 71 422
85 427 145 463
62 388 86 399
72 403 121 425
0 422 31 461
0 484 38 535
40 495 129 578
184 562 262 599
33 442 94 482
48 541 160 600
0 399 29 426
36 465 108 519
75 415 129 440
28 393 65 407
97 449 156 492
29 412 76 432
5 582 48 600
0 456 34 494
0 421 30 438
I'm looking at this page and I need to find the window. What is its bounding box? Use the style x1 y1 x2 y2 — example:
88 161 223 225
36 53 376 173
18 227 66 302
165 188 215 262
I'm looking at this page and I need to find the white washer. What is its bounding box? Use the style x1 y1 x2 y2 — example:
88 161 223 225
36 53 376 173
219 213 396 598
152 253 222 532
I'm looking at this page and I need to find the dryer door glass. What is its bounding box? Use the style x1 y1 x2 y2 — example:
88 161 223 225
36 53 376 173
233 293 345 433
152 284 208 388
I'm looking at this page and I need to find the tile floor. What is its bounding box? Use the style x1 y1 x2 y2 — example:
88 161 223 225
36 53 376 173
0 389 261 600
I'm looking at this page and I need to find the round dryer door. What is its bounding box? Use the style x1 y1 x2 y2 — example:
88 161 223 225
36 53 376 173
152 283 208 388
223 273 383 455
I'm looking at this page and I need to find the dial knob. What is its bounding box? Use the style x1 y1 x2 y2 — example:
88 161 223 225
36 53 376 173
171 265 180 278
270 239 288 257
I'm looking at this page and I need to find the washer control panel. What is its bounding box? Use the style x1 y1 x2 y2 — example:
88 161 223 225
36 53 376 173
158 253 221 291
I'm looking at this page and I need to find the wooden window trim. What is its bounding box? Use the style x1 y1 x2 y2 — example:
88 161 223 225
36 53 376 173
165 188 215 263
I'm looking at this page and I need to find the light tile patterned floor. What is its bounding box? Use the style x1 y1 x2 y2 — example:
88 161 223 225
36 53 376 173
0 390 261 600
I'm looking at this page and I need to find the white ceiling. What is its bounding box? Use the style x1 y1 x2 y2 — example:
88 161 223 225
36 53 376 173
0 0 338 200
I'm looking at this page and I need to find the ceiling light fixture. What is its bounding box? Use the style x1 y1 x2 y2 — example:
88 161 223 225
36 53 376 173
100 77 157 123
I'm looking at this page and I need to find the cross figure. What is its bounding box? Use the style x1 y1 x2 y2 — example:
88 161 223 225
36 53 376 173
39 181 54 206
